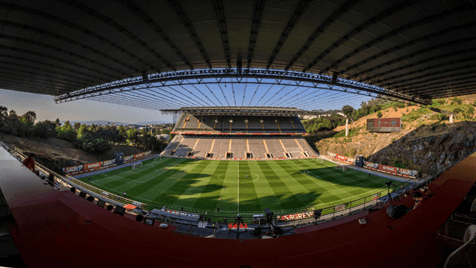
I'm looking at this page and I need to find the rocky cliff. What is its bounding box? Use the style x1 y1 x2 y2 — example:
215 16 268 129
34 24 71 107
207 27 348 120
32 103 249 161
315 121 476 178
368 121 476 177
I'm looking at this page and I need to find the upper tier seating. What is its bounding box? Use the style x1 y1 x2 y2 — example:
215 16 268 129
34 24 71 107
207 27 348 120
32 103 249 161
174 113 305 134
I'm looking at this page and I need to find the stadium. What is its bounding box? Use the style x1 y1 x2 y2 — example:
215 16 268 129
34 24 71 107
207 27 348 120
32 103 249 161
0 1 476 267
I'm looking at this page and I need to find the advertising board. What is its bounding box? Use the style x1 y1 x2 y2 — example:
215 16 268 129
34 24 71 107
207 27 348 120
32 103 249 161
277 211 314 221
85 162 102 170
367 118 401 132
134 152 145 159
103 159 116 167
63 165 83 174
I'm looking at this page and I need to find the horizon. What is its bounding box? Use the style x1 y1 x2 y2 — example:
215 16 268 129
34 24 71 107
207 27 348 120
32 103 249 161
1 85 370 124
0 88 174 124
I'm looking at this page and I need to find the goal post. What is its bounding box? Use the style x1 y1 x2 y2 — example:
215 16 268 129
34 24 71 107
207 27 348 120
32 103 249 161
131 162 143 170
335 165 348 171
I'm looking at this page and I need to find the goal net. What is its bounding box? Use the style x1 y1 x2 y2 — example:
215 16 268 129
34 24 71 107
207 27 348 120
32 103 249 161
131 162 143 170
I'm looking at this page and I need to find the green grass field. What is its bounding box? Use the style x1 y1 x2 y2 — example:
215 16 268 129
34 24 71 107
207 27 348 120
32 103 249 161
79 158 406 217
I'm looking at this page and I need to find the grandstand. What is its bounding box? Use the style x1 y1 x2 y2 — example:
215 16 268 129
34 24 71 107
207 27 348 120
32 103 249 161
161 107 316 160
2 1 476 267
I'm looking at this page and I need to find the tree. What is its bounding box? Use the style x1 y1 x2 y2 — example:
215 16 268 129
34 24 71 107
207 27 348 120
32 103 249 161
34 120 57 139
76 132 111 153
20 111 37 125
77 124 89 139
342 105 354 118
0 106 7 121
55 118 61 126
377 111 383 118
57 121 76 141
8 110 18 122
73 122 81 130
90 123 98 132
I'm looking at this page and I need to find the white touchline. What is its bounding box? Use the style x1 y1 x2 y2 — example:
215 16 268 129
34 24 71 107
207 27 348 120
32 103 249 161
237 161 239 212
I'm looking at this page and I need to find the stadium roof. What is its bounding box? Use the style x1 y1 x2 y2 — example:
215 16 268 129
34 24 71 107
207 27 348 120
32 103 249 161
160 106 340 116
1 0 476 104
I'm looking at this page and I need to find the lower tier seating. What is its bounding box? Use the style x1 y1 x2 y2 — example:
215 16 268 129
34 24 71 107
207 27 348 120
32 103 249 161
160 136 317 159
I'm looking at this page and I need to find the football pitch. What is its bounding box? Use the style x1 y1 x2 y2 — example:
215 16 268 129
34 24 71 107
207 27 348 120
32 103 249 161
79 158 406 217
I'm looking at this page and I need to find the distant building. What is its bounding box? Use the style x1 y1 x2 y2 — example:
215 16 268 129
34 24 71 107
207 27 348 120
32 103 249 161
157 134 169 140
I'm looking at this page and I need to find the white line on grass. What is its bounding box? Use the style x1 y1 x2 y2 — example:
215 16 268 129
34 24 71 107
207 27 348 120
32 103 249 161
237 161 240 212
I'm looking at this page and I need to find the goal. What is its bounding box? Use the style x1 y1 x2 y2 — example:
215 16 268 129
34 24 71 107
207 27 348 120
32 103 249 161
131 162 143 170
335 165 348 171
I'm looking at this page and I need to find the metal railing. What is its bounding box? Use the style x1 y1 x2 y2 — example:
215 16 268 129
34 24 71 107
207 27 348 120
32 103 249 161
196 183 410 226
0 139 421 228
0 140 149 212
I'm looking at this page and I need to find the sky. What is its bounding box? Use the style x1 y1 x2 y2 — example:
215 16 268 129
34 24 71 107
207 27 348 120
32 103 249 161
0 88 172 124
0 81 372 124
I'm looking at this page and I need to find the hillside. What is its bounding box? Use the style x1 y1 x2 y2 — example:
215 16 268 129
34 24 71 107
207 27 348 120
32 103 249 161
0 132 146 174
312 96 476 178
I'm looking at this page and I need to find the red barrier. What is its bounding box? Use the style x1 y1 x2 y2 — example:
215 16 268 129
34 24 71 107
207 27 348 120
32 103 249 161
379 164 398 175
336 154 347 161
134 152 145 159
85 162 102 170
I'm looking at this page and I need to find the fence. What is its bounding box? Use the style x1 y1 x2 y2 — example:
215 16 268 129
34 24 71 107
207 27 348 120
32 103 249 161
0 139 422 228
196 183 409 226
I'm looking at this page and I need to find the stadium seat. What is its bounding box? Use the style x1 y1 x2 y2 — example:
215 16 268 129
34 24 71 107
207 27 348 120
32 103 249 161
443 225 476 268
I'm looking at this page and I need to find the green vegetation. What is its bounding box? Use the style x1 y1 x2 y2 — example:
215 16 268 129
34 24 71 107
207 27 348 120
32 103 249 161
451 97 463 105
333 127 362 139
402 107 432 123
0 106 167 153
302 117 344 133
304 99 409 134
80 158 406 217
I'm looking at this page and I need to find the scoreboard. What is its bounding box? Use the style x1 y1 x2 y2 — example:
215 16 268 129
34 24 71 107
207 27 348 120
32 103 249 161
366 118 401 132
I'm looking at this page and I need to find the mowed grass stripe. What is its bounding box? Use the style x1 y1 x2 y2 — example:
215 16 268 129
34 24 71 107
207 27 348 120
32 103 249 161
257 161 306 209
175 160 221 211
126 163 199 206
288 159 348 204
168 161 221 210
237 161 261 212
295 159 371 198
97 158 180 189
295 159 405 207
151 160 212 206
207 161 237 212
274 160 324 207
78 157 408 216
94 159 194 206
247 161 284 213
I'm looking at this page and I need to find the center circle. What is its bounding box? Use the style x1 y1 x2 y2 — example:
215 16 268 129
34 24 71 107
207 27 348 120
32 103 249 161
217 173 259 184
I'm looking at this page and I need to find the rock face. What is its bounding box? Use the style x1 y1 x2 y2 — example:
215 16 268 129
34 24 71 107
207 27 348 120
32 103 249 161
315 121 476 177
368 122 476 176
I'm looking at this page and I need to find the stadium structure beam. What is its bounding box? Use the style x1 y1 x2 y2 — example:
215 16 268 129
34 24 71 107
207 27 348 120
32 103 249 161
168 0 212 69
119 0 194 70
53 68 431 105
247 0 265 69
327 6 476 74
302 0 419 73
160 106 343 117
265 0 310 69
284 0 361 71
